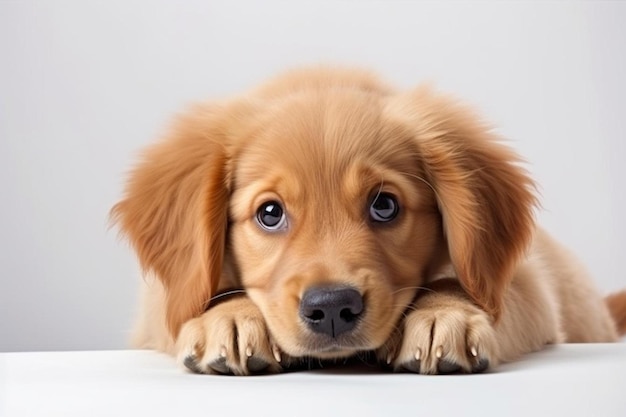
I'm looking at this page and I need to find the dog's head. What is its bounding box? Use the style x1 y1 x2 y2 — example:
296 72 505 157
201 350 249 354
112 70 536 359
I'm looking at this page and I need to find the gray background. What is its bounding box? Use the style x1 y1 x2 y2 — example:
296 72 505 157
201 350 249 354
1 1 624 352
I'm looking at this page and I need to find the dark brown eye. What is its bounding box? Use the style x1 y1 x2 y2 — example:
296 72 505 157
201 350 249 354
369 193 399 222
256 201 287 230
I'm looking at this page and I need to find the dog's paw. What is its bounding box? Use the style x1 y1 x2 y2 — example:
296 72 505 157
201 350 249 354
381 295 500 374
176 297 283 375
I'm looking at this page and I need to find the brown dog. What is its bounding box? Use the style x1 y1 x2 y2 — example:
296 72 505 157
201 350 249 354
112 67 626 375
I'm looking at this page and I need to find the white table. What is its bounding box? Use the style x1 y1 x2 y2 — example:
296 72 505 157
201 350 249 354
2 344 625 417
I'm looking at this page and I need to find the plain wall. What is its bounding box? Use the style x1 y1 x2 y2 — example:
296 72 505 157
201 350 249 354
1 1 624 352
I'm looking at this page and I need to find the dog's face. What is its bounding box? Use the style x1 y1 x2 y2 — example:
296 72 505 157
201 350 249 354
229 92 442 357
112 70 535 360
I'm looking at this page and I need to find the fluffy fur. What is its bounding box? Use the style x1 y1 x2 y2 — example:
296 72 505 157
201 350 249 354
112 67 625 375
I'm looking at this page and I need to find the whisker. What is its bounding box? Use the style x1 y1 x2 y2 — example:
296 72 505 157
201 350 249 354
208 289 246 303
399 304 419 314
398 171 441 202
355 351 373 366
391 286 436 295
373 175 385 201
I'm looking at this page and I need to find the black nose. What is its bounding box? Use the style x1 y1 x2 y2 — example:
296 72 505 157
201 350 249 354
299 287 364 338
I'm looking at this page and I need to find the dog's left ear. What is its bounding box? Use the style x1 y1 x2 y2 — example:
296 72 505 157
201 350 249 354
385 87 537 320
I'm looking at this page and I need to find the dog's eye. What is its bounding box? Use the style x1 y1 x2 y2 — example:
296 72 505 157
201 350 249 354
256 201 288 231
369 192 399 222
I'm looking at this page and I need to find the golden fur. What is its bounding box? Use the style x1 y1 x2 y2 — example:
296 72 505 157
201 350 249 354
112 67 625 375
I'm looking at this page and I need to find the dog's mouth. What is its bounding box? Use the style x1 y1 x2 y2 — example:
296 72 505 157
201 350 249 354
298 334 372 359
252 284 401 359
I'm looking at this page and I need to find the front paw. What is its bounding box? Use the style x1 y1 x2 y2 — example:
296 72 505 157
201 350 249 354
176 297 283 375
381 296 500 374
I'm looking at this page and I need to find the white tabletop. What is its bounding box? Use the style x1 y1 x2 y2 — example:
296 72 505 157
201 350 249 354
2 344 625 417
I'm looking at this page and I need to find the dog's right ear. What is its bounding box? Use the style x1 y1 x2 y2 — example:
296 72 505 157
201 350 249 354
384 87 537 321
111 103 243 339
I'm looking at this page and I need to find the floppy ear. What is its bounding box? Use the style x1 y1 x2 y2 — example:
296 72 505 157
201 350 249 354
111 104 232 338
386 87 537 319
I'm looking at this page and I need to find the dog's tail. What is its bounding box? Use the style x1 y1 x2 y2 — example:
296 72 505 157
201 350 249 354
605 290 626 336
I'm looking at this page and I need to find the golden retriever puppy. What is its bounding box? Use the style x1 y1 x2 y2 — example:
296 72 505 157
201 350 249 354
112 67 626 375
